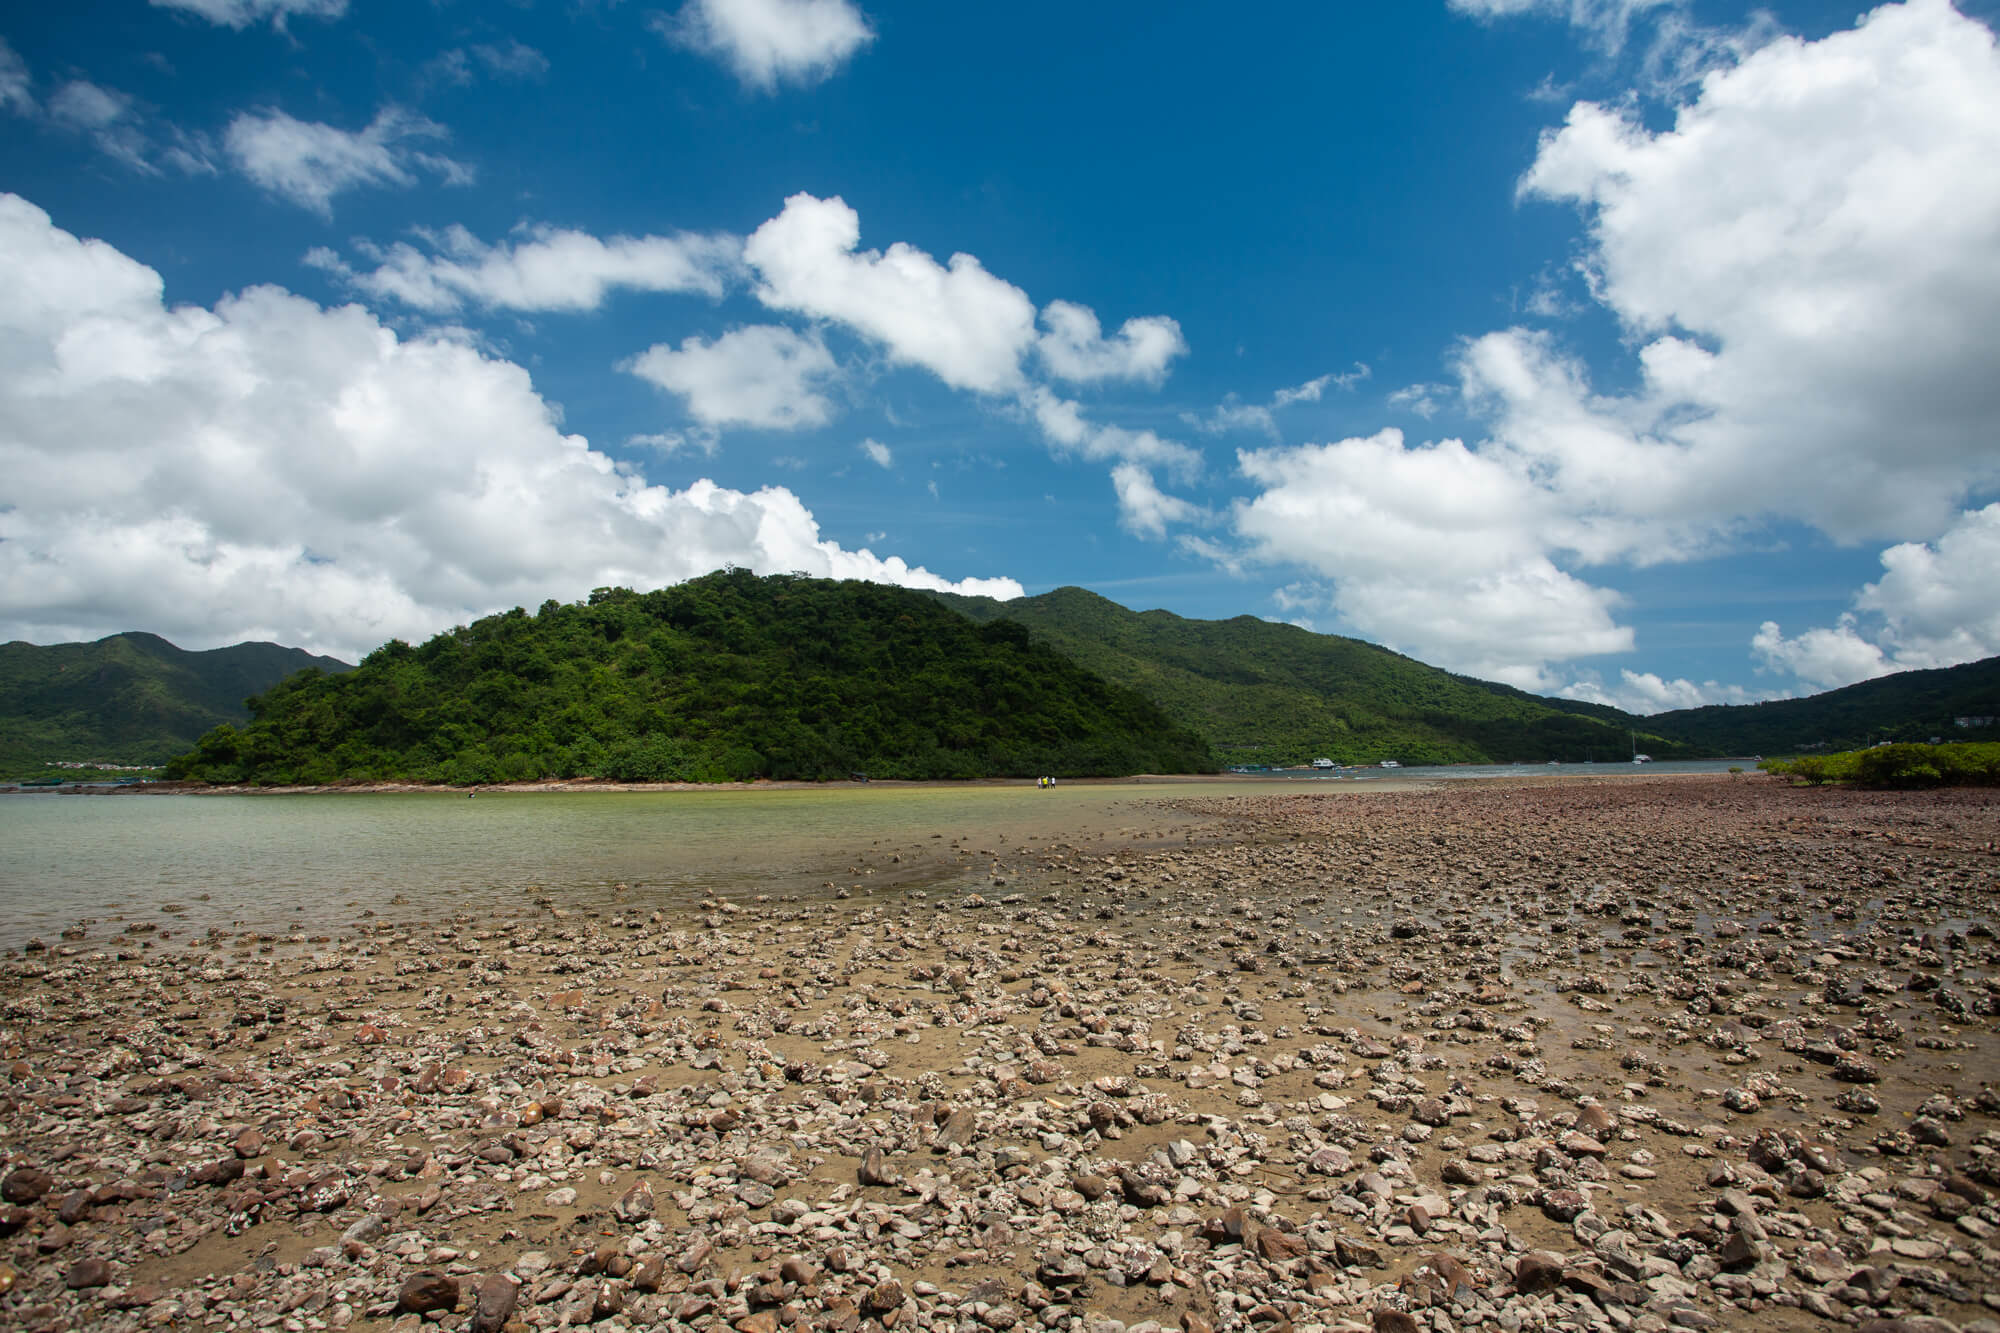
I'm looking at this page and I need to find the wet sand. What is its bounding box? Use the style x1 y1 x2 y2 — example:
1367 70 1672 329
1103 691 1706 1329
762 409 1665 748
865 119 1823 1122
1 774 1996 1333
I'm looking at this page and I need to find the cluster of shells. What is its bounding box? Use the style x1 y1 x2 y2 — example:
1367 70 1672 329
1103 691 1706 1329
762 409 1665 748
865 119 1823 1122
1 776 1997 1333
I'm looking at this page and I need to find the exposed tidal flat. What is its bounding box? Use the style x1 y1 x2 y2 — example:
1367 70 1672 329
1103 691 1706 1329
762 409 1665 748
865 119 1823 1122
1 776 1997 1333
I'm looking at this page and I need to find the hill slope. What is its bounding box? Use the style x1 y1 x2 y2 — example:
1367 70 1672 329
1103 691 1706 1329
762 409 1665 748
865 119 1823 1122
0 632 352 774
930 587 1681 765
1648 656 2000 754
165 572 1215 785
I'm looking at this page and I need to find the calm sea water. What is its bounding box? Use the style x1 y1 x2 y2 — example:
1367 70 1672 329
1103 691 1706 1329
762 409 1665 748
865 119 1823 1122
0 764 1751 950
0 782 1247 949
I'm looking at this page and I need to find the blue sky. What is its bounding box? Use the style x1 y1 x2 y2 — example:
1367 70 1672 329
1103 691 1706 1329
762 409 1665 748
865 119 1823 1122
2 0 1997 712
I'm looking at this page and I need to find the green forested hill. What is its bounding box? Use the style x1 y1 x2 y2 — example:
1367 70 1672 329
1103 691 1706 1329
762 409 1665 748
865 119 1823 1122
931 586 1682 765
0 632 351 775
165 572 1215 785
1647 656 2000 755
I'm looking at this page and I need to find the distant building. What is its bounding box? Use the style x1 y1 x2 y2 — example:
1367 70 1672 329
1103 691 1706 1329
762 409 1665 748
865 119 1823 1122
1955 716 1995 728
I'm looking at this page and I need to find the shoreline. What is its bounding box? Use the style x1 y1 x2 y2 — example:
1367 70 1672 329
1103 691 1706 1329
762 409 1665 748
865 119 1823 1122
2 776 1995 1333
2 766 1752 798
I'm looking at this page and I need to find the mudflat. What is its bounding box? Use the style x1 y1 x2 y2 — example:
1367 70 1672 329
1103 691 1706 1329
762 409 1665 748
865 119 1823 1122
1 775 1996 1333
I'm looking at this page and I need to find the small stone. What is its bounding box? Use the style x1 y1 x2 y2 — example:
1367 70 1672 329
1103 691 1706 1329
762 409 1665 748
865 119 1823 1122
66 1257 113 1289
397 1272 459 1314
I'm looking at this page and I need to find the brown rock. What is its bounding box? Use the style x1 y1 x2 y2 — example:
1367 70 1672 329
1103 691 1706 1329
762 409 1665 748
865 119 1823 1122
859 1147 901 1187
397 1272 460 1314
2 1167 53 1204
65 1257 112 1289
470 1275 518 1333
1514 1251 1567 1294
233 1128 264 1159
677 1237 714 1274
1371 1311 1420 1333
1255 1228 1307 1261
862 1279 905 1315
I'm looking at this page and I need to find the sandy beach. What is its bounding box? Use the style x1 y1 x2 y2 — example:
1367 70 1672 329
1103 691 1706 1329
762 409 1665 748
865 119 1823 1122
1 774 1996 1333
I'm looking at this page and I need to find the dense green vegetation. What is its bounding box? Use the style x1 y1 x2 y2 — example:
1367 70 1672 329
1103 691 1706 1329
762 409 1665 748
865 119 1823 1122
1760 742 2000 789
930 587 1687 766
0 632 350 778
1649 657 2000 755
165 572 1214 785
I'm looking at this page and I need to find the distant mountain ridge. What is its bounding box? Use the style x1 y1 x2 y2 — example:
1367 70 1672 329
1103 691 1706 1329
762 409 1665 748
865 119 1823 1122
1646 656 2000 755
930 586 2000 765
0 632 351 774
929 586 1684 765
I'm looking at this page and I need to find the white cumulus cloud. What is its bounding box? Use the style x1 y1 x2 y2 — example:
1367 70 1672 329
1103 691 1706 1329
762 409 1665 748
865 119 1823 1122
1036 300 1186 385
625 324 840 431
745 192 1037 395
1753 503 2000 690
0 194 1018 660
663 0 874 91
225 107 470 217
860 438 892 468
1211 0 2000 691
307 223 741 313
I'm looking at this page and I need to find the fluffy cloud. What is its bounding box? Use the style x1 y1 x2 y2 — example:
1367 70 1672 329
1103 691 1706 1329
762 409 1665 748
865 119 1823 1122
860 438 892 468
1753 503 2000 689
1111 464 1203 540
741 192 1201 534
150 0 347 29
225 108 470 217
1024 388 1201 481
662 0 873 91
1214 1 2000 689
1036 301 1185 385
625 325 840 431
1230 430 1631 687
0 194 1017 659
1557 669 1769 714
307 223 740 313
745 193 1037 394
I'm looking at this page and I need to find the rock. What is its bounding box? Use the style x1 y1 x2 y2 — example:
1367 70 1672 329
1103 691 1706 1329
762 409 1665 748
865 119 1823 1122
397 1272 459 1314
1371 1311 1420 1333
65 1257 112 1289
862 1279 905 1315
1514 1251 1566 1294
470 1275 518 1333
860 1147 901 1187
2 1167 53 1204
616 1179 655 1222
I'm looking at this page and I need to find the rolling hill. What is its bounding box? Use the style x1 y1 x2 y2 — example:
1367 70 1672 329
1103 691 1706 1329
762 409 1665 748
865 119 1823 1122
930 586 1684 766
1648 656 2000 755
0 632 352 775
164 572 1215 785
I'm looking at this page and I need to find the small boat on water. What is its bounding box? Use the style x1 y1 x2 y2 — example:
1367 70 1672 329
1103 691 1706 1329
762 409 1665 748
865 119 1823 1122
1379 759 1401 769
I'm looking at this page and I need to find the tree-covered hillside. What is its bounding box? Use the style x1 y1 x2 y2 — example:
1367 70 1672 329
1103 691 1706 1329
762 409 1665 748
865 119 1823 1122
165 572 1215 785
0 632 351 775
1648 656 2000 755
931 587 1686 765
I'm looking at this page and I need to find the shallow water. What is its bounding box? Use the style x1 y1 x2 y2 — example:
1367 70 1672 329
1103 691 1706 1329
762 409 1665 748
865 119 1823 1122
0 781 1265 948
